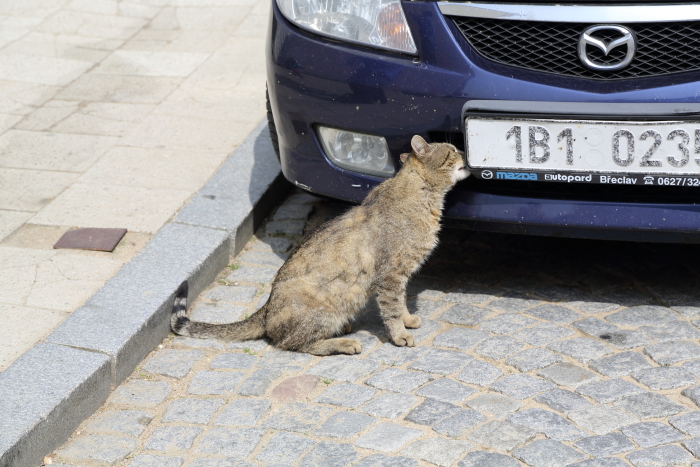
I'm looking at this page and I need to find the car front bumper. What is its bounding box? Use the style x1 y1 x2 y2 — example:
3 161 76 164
266 0 700 242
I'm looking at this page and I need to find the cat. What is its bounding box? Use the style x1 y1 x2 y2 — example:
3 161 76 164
172 135 470 355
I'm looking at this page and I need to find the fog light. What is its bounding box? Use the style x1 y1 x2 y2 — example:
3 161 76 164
318 126 395 177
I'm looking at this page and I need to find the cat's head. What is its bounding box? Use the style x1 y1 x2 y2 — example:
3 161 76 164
400 135 470 187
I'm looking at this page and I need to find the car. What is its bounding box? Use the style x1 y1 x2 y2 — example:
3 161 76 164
266 1 700 243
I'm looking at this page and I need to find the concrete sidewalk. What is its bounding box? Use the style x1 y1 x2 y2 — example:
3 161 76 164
0 0 270 371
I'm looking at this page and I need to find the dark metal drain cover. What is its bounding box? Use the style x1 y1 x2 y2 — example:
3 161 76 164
53 228 127 252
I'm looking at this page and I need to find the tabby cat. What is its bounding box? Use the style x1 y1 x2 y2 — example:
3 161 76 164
172 135 469 355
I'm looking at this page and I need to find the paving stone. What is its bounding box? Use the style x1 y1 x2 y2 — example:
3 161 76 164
400 438 474 467
162 398 224 424
525 304 582 324
670 412 700 436
210 352 258 369
316 383 377 408
474 335 524 360
252 236 293 253
506 348 563 372
683 437 700 458
272 203 313 221
468 420 536 452
621 422 685 448
125 455 183 467
204 285 257 303
345 332 381 352
55 435 136 464
683 386 700 408
259 350 312 371
602 288 653 307
110 380 172 407
606 305 680 326
574 433 635 457
358 393 418 419
188 370 245 395
479 313 538 334
433 409 487 437
683 360 700 379
507 408 587 441
568 459 631 467
415 378 477 403
300 440 358 467
571 318 653 350
568 406 639 435
226 265 278 284
214 399 271 427
353 454 417 467
405 398 460 426
577 378 645 403
644 340 700 365
440 284 499 305
466 393 524 418
141 349 204 379
307 355 380 382
354 423 423 453
189 303 247 324
547 338 612 364
512 439 586 467
673 304 700 319
272 375 321 402
438 304 491 325
626 444 693 467
181 457 252 466
227 339 269 351
84 410 152 437
487 295 541 313
534 389 593 414
614 392 686 419
145 426 203 451
266 220 305 236
458 451 521 467
490 374 555 400
456 360 503 386
589 351 653 377
238 250 288 268
629 366 694 391
433 327 489 351
172 336 226 350
408 348 474 375
641 320 700 342
512 323 576 346
313 412 376 439
195 427 264 457
256 431 315 464
262 403 334 432
564 294 620 315
409 318 441 343
365 368 433 394
531 283 578 301
367 343 428 366
407 297 445 318
237 369 282 396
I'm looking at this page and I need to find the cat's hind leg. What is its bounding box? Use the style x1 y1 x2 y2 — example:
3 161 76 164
300 337 362 356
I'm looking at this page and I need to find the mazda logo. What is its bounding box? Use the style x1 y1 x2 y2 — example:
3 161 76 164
481 170 493 179
578 25 636 71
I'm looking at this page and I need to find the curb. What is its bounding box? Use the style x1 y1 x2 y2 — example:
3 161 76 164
0 120 291 467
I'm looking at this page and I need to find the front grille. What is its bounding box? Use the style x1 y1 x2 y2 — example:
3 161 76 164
451 17 700 80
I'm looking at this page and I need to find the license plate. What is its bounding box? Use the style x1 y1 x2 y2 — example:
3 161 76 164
465 117 700 186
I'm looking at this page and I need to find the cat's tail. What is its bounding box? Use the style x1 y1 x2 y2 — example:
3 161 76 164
170 281 267 341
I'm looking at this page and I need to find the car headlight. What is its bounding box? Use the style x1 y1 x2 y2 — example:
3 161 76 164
276 0 417 54
318 126 395 177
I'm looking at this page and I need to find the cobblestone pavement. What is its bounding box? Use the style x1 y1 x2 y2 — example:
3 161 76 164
49 189 700 467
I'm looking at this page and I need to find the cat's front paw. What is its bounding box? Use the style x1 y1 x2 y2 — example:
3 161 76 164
403 314 421 329
337 338 362 354
392 332 415 347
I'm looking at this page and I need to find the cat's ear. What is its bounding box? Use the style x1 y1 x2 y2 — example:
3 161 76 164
411 135 430 158
399 153 410 164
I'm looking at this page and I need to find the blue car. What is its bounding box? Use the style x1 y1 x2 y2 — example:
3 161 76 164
266 1 700 242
